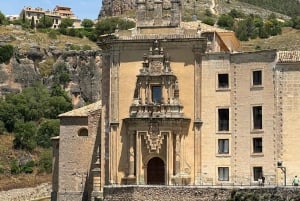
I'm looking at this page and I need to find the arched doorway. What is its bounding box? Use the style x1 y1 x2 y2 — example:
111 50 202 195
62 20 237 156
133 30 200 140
147 157 165 185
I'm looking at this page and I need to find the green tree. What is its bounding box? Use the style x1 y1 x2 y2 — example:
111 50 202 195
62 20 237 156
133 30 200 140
46 96 72 119
13 121 37 151
202 17 215 26
0 99 18 132
0 11 8 25
238 0 300 17
217 14 234 29
95 17 135 35
59 18 74 28
36 119 59 148
30 16 35 29
37 15 53 28
204 9 213 17
81 19 94 28
38 149 52 173
291 16 300 29
0 44 14 63
0 120 5 134
67 28 76 37
229 9 245 19
235 20 249 41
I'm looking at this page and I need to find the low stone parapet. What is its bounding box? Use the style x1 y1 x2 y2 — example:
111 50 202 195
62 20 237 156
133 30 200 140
103 185 300 201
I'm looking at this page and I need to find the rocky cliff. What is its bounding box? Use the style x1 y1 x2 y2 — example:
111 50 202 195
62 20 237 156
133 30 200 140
0 44 102 108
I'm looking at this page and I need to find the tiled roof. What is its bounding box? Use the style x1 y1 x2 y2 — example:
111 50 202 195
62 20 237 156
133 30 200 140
278 51 300 63
59 101 102 117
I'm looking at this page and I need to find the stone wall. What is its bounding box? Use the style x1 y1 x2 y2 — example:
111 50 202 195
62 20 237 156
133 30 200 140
103 186 300 201
0 183 51 201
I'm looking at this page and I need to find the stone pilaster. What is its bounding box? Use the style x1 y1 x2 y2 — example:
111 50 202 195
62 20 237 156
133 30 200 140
193 46 203 184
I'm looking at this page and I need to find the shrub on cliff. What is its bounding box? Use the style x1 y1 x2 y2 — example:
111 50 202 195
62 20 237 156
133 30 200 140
38 149 52 173
0 44 14 63
0 11 8 25
81 19 94 28
36 119 59 148
13 121 37 151
95 17 135 35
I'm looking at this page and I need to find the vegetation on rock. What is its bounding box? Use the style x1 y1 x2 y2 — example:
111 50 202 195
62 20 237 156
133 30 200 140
0 44 14 63
0 82 72 151
238 0 300 17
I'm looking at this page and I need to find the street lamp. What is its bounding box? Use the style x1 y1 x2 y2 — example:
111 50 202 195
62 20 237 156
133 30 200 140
277 161 286 186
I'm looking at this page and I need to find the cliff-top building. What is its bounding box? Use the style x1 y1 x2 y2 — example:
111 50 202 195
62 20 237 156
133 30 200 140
19 5 81 29
52 0 300 201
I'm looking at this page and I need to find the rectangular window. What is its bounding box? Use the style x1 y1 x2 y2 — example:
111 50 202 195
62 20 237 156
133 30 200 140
218 167 229 181
218 139 229 154
253 167 263 181
218 74 229 89
252 70 262 86
253 106 262 129
218 108 229 131
253 138 262 153
152 86 162 104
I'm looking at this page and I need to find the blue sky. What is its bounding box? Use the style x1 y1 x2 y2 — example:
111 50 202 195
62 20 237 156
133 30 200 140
1 0 102 20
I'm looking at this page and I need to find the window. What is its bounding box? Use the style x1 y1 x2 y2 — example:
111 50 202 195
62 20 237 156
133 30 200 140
152 86 162 104
252 106 262 129
218 167 229 181
252 70 262 86
218 108 229 131
253 167 263 181
78 128 88 136
218 139 229 154
218 74 229 89
253 138 262 153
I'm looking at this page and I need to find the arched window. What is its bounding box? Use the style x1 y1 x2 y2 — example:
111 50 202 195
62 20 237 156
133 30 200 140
78 128 88 136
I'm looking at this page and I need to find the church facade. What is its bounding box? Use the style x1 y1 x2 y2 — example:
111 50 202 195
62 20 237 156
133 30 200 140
51 1 300 201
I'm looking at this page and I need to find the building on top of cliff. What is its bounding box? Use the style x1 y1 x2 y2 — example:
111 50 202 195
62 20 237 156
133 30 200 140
19 5 81 29
52 0 300 201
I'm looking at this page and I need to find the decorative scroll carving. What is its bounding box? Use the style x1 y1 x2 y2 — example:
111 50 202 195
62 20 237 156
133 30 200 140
144 121 164 153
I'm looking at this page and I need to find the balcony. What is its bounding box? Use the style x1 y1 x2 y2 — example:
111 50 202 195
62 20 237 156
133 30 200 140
130 101 184 119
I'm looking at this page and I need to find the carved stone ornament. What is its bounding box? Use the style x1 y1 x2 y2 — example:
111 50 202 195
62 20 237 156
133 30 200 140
150 60 163 74
144 121 164 153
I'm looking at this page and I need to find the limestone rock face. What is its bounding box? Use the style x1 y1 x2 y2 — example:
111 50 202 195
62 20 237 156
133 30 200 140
0 47 102 107
99 0 136 18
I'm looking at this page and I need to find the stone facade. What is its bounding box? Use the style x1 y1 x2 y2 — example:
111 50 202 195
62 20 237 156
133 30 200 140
52 2 300 201
52 102 102 201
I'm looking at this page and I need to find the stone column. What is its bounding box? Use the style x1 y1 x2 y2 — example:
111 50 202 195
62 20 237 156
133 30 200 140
92 148 102 200
167 132 173 184
128 131 135 178
175 134 181 175
109 125 119 184
136 132 143 184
